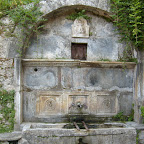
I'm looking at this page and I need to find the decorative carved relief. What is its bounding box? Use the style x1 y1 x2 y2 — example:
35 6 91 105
97 95 117 114
44 98 56 111
72 18 89 38
36 95 60 115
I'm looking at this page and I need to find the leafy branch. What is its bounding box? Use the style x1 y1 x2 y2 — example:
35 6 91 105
110 0 144 53
67 10 91 21
0 0 45 57
0 90 15 133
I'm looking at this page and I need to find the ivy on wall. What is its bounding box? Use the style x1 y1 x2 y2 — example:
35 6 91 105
0 0 45 57
141 106 144 123
66 10 91 21
112 107 134 122
0 0 34 17
110 0 144 56
0 0 142 61
0 90 15 133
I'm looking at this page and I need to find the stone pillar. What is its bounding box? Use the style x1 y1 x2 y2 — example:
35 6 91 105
134 51 144 123
14 58 23 130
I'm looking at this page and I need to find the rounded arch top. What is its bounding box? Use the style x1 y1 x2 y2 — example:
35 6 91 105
7 0 113 58
40 0 111 20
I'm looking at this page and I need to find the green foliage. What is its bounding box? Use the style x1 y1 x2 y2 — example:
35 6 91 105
136 130 140 144
0 90 15 133
7 3 41 28
98 57 137 63
113 107 134 122
0 0 45 56
128 104 134 121
89 32 93 36
113 112 128 122
97 58 112 62
117 56 138 63
110 0 144 52
141 106 144 123
67 10 91 21
0 0 35 18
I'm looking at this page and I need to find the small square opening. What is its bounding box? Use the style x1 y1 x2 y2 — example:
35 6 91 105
71 43 87 60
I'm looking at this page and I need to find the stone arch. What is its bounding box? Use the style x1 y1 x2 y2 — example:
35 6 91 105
40 1 112 20
39 0 111 17
7 0 112 58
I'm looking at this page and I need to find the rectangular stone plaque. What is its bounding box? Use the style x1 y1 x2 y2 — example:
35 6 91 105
97 95 117 114
72 18 89 38
36 95 60 115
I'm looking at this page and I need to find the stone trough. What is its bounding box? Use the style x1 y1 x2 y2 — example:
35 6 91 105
21 122 136 144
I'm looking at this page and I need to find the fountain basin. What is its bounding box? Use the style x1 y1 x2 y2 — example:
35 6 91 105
21 123 136 144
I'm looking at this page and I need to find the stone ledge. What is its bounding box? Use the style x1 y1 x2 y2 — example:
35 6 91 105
0 131 22 141
126 122 144 144
126 122 144 130
22 59 136 69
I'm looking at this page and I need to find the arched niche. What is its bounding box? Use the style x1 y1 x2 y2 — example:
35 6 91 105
10 5 123 61
7 3 115 60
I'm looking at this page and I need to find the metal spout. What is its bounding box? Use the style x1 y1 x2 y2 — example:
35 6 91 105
77 102 83 108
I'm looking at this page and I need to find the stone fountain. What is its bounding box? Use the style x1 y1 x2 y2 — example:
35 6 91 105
19 59 136 144
12 1 137 143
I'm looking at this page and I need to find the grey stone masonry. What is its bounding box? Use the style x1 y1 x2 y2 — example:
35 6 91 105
134 51 144 124
0 59 14 90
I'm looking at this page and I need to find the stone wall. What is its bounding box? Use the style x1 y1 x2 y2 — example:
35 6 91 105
0 0 142 144
22 60 135 123
0 59 14 91
25 13 123 61
0 18 15 91
0 0 140 138
6 0 123 60
0 59 15 136
134 51 144 124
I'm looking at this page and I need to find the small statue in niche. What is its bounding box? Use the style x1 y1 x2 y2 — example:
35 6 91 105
72 17 89 38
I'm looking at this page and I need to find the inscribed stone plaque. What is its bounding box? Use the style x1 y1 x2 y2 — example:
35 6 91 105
72 18 89 38
37 95 60 115
97 95 117 114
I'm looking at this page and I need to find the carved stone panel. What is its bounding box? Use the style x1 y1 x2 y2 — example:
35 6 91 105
36 95 60 115
72 18 89 38
97 95 117 114
68 95 89 114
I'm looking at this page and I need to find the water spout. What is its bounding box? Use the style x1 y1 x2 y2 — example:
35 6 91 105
77 102 83 108
69 101 87 110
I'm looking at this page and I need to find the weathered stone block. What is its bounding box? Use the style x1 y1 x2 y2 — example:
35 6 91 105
23 67 58 89
18 138 28 144
0 132 22 141
139 130 144 144
97 95 117 114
